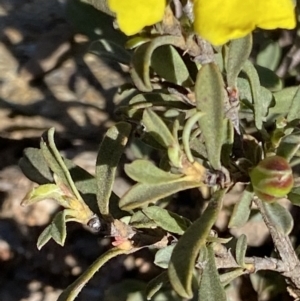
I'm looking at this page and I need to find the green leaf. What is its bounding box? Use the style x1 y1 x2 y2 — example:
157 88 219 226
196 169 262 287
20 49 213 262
125 160 182 184
130 42 153 92
242 61 263 130
287 86 300 122
235 234 247 267
238 78 273 119
228 188 253 228
195 63 225 169
261 202 293 235
267 86 299 122
227 35 252 87
288 187 300 207
142 109 175 148
96 122 131 216
130 210 157 228
220 268 246 286
37 225 52 250
50 211 67 246
57 247 129 301
151 45 193 87
21 184 64 206
168 189 226 299
143 206 191 235
19 148 53 184
254 64 282 92
276 132 300 162
154 245 175 269
198 245 227 301
137 35 191 91
146 271 169 300
89 39 131 65
256 40 281 72
119 178 202 211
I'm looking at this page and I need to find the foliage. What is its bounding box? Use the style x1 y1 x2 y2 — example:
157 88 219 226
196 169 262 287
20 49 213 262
20 0 300 300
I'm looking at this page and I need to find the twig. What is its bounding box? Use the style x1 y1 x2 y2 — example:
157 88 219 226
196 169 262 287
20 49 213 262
254 198 300 297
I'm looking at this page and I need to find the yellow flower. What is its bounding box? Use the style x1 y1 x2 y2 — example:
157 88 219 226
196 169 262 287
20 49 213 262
108 0 296 45
194 0 296 45
108 0 166 35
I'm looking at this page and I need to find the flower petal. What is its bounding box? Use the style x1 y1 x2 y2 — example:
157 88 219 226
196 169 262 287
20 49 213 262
108 0 166 35
194 0 296 45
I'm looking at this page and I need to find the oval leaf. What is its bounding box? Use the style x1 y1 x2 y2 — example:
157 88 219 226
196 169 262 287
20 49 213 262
151 45 193 87
154 245 175 269
261 202 294 235
143 206 191 235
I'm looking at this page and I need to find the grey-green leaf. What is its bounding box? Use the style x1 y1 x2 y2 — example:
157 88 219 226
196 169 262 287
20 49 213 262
220 268 246 287
287 86 300 122
125 160 182 184
57 247 128 301
227 35 252 88
50 211 67 246
37 225 52 250
151 45 193 87
154 245 175 269
143 109 175 148
276 132 300 162
96 122 131 216
146 271 170 300
168 189 226 299
130 210 157 228
242 61 263 130
119 179 202 211
228 188 253 228
288 187 300 207
256 40 281 72
236 234 247 267
21 184 64 206
198 244 227 301
143 206 191 234
195 63 225 170
261 202 293 235
19 147 53 184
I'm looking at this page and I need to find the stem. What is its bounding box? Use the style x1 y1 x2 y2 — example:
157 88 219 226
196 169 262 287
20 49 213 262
254 198 300 297
57 248 129 301
48 128 82 201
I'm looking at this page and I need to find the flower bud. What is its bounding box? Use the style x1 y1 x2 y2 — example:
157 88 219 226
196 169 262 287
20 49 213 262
250 155 293 203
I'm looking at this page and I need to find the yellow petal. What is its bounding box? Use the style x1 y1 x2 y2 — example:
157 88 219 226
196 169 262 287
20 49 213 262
194 0 296 45
108 0 166 35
